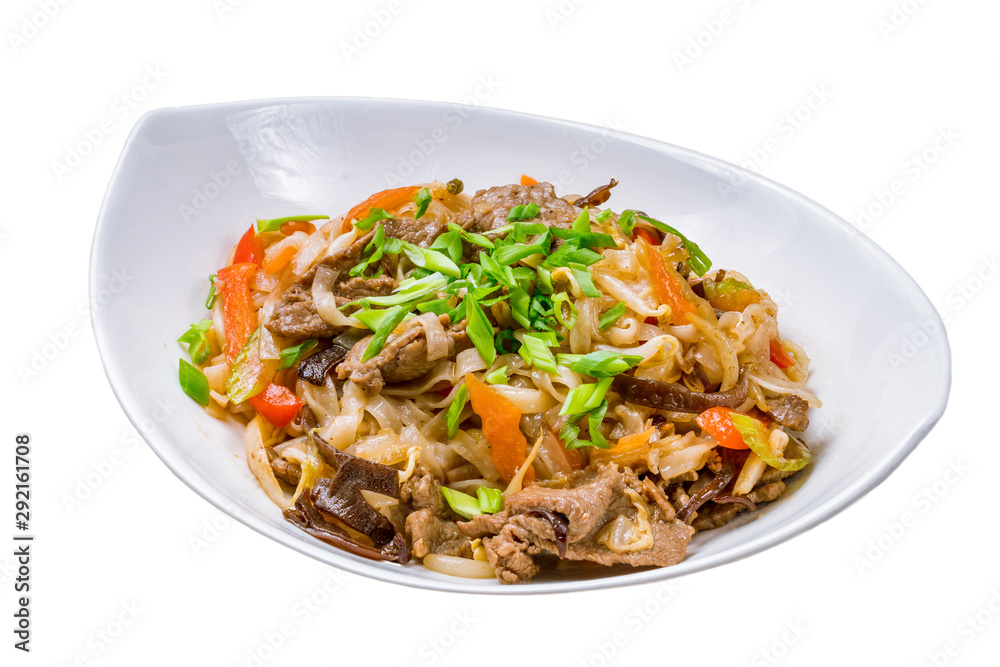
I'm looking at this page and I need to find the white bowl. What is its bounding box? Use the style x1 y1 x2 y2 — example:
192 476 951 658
91 98 950 594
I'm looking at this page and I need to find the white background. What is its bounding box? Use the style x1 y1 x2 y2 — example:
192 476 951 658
4 1 997 665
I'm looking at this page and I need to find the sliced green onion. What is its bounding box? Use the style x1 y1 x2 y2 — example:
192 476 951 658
350 222 388 277
465 297 496 367
536 266 553 294
506 202 541 221
446 222 494 249
177 319 214 366
348 273 449 308
205 274 218 309
179 358 210 406
256 214 330 235
440 487 482 520
361 305 409 361
354 207 392 231
730 413 812 472
495 329 521 355
562 350 642 377
509 286 531 330
430 230 464 263
278 339 318 370
413 187 432 219
541 243 604 269
596 209 613 223
616 209 637 236
560 377 613 415
570 265 601 298
550 227 618 249
572 206 591 234
598 302 627 330
552 292 578 329
401 241 461 278
636 213 712 276
480 251 517 289
519 333 558 374
493 230 552 265
446 383 469 439
560 399 610 450
485 366 509 385
476 486 504 514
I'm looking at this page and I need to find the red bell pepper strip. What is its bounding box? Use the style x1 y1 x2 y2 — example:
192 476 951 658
465 373 535 484
696 407 749 450
769 339 796 369
249 383 304 428
217 262 258 363
641 238 698 325
233 226 264 265
341 185 422 232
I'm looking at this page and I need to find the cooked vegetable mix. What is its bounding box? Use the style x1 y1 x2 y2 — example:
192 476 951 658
175 178 820 583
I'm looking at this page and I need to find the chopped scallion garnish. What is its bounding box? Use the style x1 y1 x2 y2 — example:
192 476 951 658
506 202 541 221
205 274 218 309
465 297 497 367
256 214 329 235
278 339 318 370
179 358 210 406
413 187 432 219
597 302 627 330
177 319 214 366
445 383 469 439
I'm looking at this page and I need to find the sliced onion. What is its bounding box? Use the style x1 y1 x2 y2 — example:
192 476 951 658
503 434 543 501
748 368 823 408
245 416 321 510
423 553 495 579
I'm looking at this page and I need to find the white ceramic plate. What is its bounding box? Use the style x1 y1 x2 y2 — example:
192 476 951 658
91 98 950 594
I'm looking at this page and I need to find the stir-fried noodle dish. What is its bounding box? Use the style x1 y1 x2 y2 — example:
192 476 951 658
176 177 819 584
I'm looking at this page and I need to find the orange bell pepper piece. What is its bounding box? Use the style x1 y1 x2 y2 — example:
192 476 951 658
340 185 422 232
465 373 535 484
520 174 538 186
640 238 698 325
233 226 264 265
696 407 749 449
249 383 304 428
217 262 258 363
279 220 316 235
